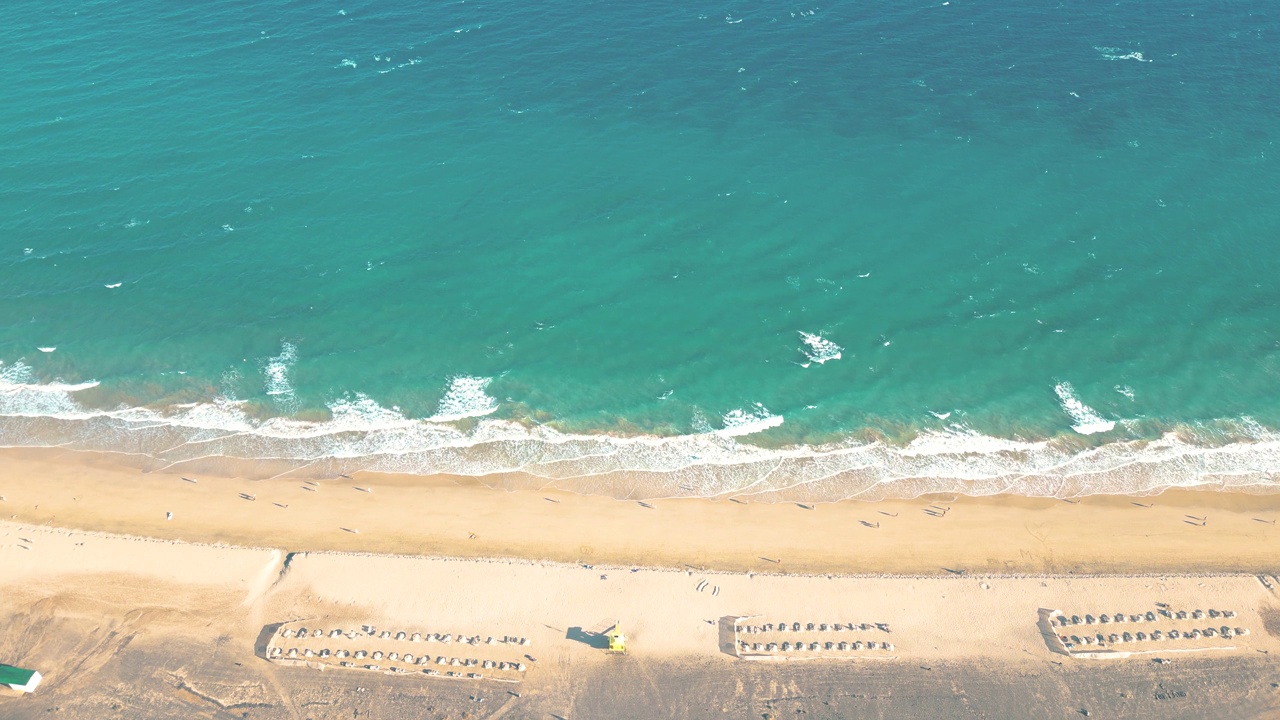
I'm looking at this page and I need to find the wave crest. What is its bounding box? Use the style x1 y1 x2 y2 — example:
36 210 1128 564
2 369 1279 501
798 332 842 367
718 403 785 437
430 376 499 421
4 358 1280 501
263 342 298 398
1054 381 1116 435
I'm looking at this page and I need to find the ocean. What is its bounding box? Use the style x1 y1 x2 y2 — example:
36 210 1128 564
2 0 1278 500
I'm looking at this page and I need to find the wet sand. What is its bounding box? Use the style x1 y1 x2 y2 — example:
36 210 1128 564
2 446 1280 575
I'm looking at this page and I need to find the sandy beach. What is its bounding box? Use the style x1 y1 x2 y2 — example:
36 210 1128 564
2 514 1280 718
4 447 1280 718
2 447 1280 575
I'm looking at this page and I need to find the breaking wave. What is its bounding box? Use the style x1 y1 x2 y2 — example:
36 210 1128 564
1054 381 1116 435
2 365 1279 502
798 331 842 367
718 403 785 437
0 360 101 416
430 376 499 422
263 342 298 398
1095 46 1152 62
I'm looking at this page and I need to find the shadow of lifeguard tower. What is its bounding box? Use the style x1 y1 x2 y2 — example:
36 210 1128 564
567 619 627 654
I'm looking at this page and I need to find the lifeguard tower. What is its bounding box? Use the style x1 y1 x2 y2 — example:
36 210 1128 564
605 623 627 655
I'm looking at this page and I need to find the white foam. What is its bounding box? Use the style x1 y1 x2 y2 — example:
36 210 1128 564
263 342 298 398
798 332 842 367
0 361 100 417
37 347 56 353
717 403 784 437
1115 384 1135 400
1095 46 1151 62
929 410 951 420
4 358 1280 502
691 407 712 434
165 397 255 432
900 428 1050 458
0 387 1277 501
1054 382 1116 434
376 57 423 75
0 363 99 395
104 282 122 289
430 376 498 422
328 393 416 432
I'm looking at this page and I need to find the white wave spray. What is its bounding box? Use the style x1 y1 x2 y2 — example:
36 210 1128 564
717 403 784 437
263 342 298 398
3 362 1280 502
798 332 842 367
1054 382 1116 435
430 376 499 421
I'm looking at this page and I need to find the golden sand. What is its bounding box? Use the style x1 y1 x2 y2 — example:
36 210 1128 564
2 446 1278 575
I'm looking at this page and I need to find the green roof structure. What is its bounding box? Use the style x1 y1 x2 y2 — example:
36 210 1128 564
0 665 42 692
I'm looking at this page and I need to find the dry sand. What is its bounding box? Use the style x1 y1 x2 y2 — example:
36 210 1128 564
2 518 1280 718
4 446 1280 718
4 517 1277 664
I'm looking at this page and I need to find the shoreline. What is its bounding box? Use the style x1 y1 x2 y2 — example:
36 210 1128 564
4 383 1280 502
3 446 1280 575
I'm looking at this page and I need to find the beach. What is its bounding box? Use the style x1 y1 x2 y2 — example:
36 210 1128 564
3 447 1280 718
6 0 1280 716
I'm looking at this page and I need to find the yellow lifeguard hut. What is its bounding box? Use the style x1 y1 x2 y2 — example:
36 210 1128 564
605 623 627 654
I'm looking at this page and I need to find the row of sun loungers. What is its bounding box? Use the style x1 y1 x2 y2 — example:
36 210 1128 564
269 646 528 671
279 626 529 646
738 621 890 634
1053 608 1235 627
341 665 485 680
268 623 532 680
740 640 894 653
1060 626 1250 649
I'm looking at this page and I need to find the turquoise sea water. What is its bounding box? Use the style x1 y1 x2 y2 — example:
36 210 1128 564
2 1 1278 499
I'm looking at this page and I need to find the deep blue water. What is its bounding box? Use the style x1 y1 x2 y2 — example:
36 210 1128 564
2 1 1278 498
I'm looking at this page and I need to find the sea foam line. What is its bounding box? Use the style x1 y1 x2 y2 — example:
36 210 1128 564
2 363 1279 502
